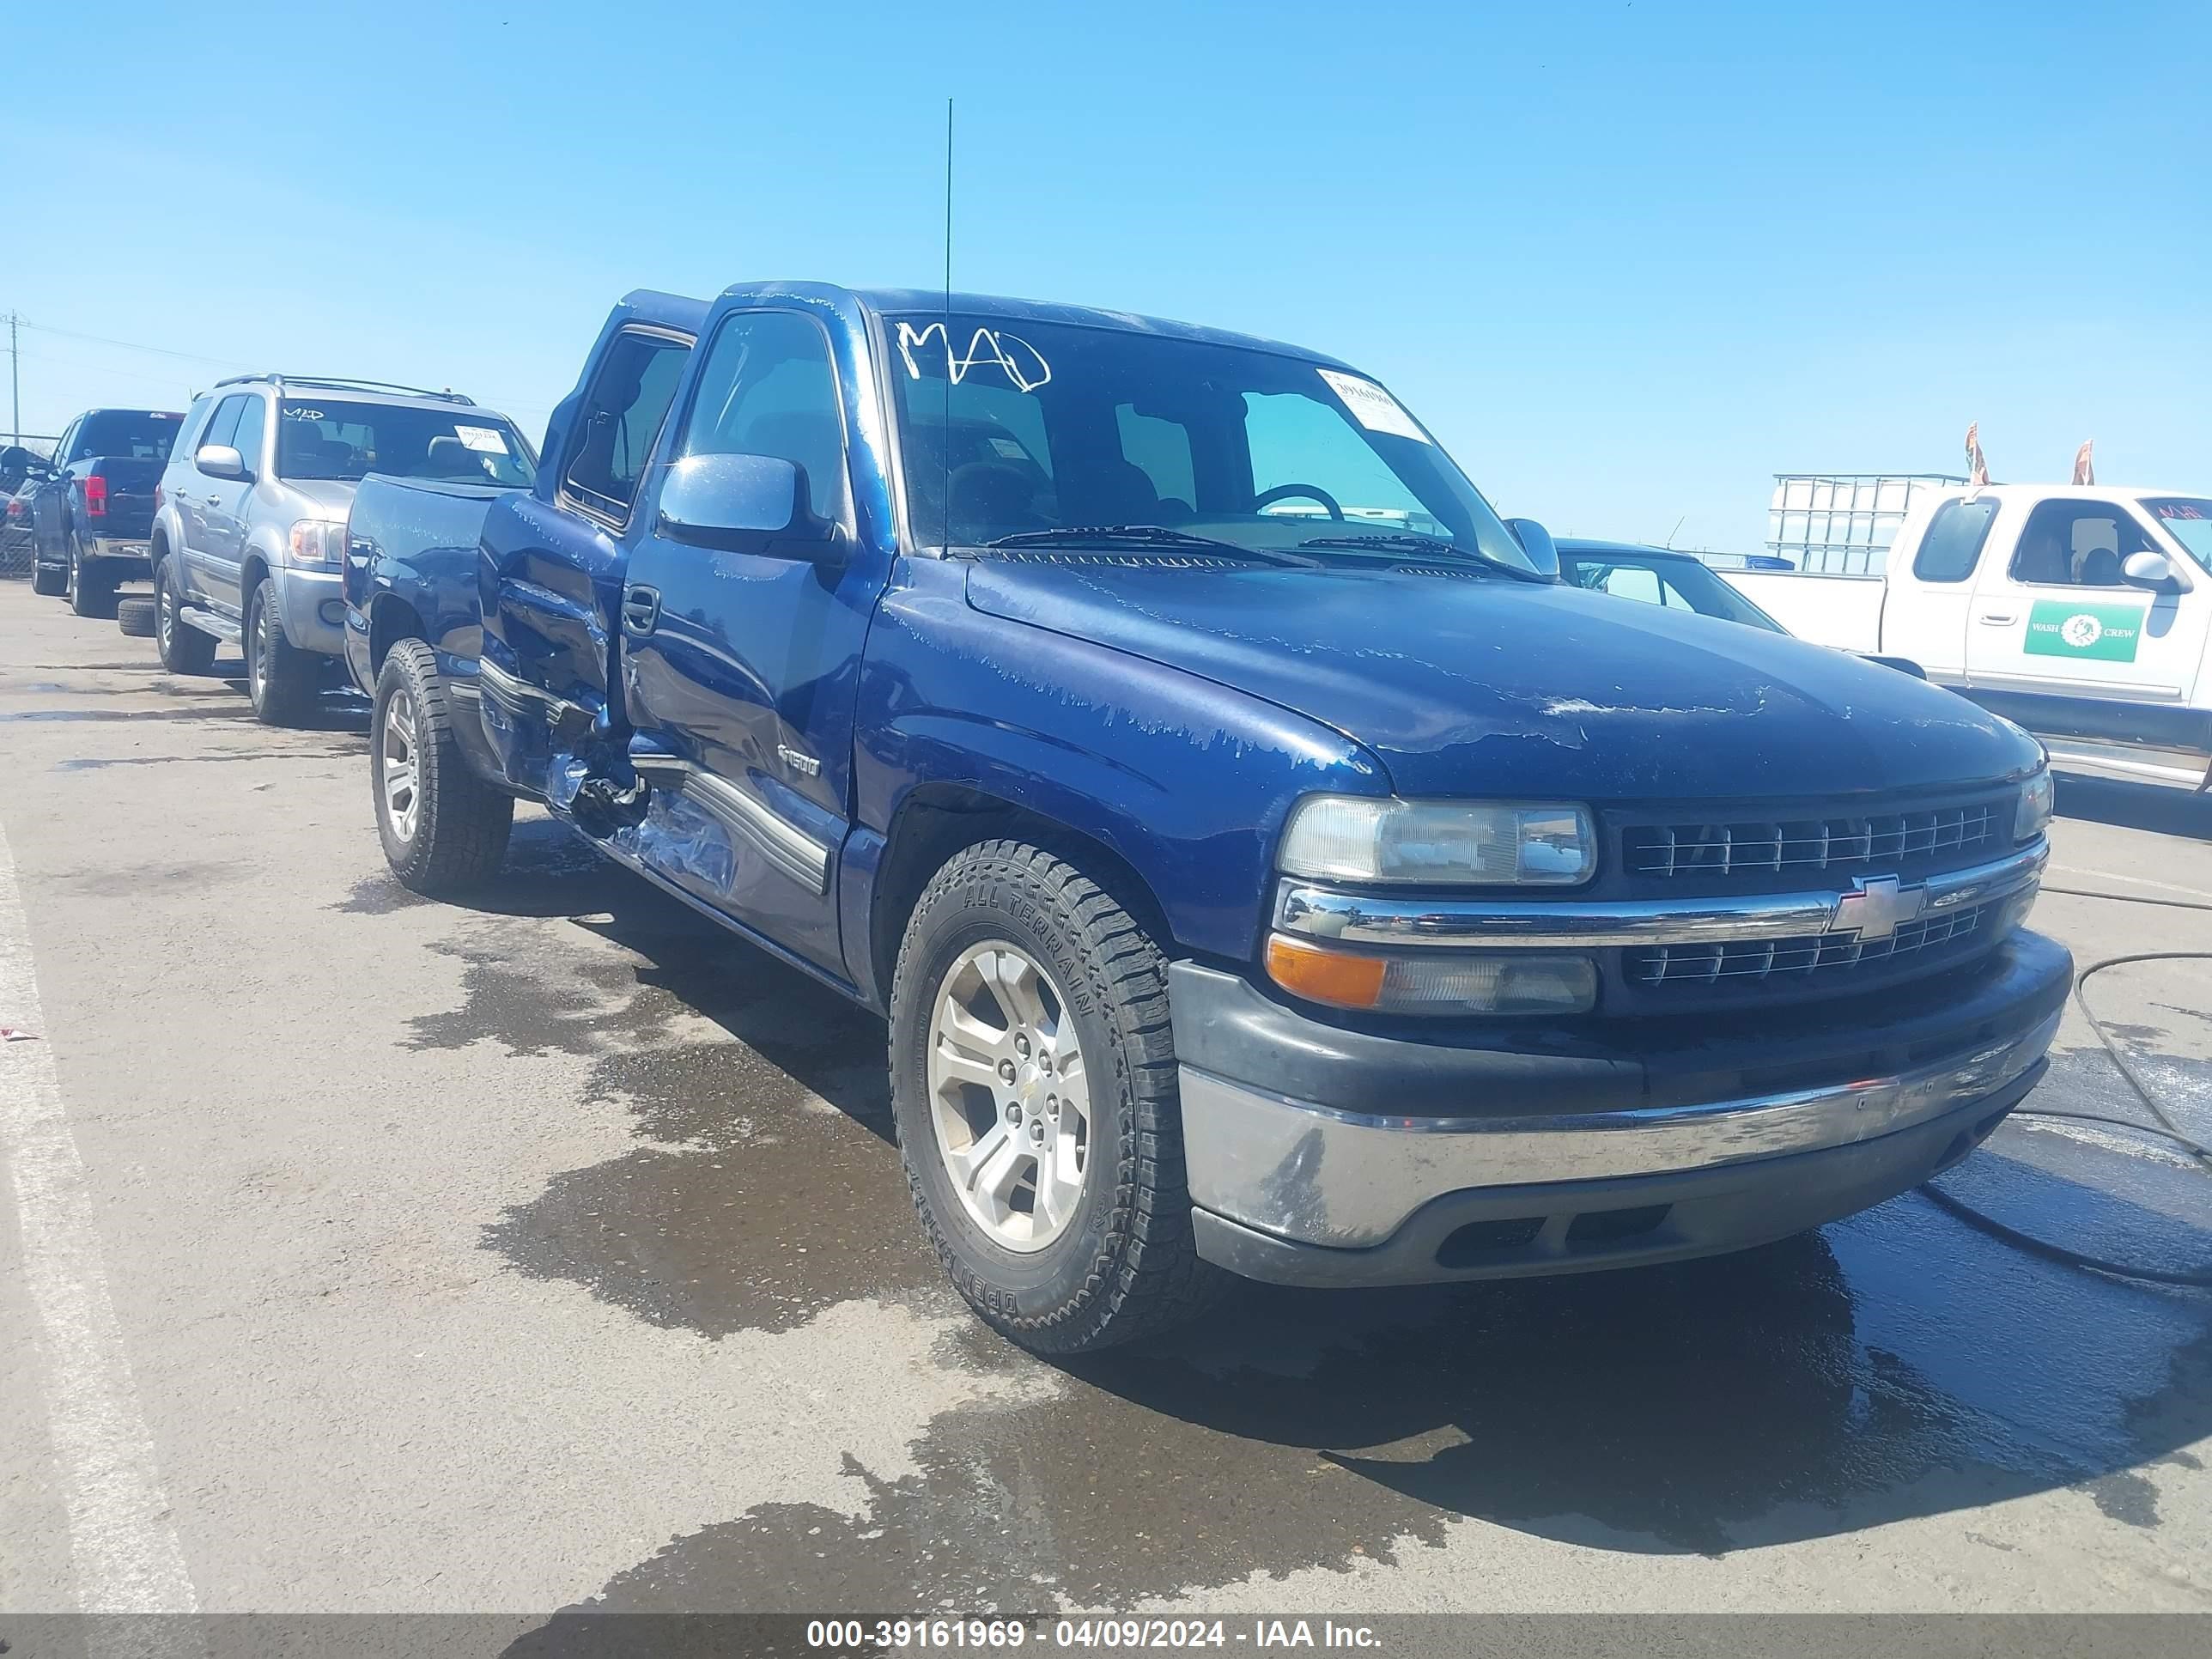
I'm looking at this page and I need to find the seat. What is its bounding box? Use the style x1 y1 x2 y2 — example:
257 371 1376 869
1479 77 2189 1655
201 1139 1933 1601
2012 523 2073 585
2077 546 2123 586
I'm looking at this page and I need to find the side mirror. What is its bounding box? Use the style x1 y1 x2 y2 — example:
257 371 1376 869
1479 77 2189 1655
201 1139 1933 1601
1503 516 1560 581
2122 550 2181 591
656 453 841 562
196 443 249 481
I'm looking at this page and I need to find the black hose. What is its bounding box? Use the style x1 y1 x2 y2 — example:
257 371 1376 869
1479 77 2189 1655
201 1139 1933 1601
1915 889 2212 1287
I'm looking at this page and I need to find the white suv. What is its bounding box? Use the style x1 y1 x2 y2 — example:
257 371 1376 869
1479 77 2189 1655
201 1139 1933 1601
148 376 532 724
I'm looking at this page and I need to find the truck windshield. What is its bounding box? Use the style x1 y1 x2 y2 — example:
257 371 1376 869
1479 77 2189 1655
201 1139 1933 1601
73 410 185 462
276 401 537 487
883 313 1533 572
2146 498 2212 570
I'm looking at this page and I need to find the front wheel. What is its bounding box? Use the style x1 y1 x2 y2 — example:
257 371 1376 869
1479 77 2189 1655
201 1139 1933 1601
890 839 1225 1353
246 576 319 725
373 639 514 894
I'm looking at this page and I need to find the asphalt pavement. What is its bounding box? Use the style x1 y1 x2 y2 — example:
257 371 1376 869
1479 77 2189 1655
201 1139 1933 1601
3 577 2209 1628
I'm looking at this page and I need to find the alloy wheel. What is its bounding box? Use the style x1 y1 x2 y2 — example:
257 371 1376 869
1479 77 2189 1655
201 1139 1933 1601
927 942 1091 1252
380 687 421 844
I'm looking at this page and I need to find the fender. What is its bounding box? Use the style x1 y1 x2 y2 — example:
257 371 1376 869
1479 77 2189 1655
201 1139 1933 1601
848 557 1389 995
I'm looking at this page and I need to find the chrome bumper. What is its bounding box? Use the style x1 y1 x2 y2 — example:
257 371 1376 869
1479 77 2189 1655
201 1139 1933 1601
1181 1006 2059 1253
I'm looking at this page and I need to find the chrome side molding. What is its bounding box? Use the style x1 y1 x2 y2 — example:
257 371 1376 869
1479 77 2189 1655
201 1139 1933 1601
628 754 831 896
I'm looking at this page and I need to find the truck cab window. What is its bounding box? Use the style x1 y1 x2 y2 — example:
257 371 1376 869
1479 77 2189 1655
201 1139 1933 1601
2009 501 2151 588
563 331 691 520
1912 498 1999 583
677 313 848 523
200 396 246 459
230 396 267 473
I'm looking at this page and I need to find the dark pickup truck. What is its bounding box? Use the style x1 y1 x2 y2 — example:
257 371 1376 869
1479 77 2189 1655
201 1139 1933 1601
345 282 2067 1353
26 407 185 615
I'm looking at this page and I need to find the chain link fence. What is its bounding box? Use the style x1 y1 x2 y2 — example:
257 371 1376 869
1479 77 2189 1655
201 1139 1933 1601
2 436 62 578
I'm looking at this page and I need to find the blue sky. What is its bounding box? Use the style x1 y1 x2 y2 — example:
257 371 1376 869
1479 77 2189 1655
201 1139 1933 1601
5 0 2206 551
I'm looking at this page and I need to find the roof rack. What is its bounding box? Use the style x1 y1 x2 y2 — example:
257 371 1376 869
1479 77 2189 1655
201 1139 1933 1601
210 374 475 407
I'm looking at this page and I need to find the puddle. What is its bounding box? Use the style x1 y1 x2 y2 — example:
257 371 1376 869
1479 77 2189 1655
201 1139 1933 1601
514 1179 2212 1613
484 1037 920 1337
0 705 261 723
466 863 913 1335
57 745 357 771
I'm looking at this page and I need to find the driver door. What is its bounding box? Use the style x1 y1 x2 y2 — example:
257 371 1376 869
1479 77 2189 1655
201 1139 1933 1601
618 308 873 975
1965 497 2206 735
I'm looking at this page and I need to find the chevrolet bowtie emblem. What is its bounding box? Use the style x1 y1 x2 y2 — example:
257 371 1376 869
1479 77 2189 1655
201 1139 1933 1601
1831 875 1927 941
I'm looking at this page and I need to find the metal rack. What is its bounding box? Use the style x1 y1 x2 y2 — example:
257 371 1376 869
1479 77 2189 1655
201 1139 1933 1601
211 374 474 406
1766 472 1967 574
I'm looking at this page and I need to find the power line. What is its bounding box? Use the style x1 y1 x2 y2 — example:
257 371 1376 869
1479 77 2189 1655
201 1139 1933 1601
15 317 256 371
10 311 551 422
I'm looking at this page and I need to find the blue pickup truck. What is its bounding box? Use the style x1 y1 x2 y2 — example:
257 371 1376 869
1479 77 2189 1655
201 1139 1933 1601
344 282 2068 1352
24 407 185 615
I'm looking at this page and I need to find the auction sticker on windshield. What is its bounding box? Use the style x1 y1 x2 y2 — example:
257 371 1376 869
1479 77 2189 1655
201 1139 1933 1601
1317 369 1431 443
2024 600 2145 662
454 425 510 454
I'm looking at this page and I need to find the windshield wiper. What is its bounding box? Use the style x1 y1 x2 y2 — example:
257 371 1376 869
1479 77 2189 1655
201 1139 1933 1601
985 525 1316 567
1297 532 1550 583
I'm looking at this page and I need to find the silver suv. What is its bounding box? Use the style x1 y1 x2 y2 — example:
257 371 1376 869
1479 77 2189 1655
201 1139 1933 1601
148 376 533 723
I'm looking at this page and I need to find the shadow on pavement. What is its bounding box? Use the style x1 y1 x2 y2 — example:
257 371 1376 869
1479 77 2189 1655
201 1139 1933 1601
2056 773 2212 841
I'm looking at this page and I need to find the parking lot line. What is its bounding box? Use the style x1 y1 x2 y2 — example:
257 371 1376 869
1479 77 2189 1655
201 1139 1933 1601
2051 866 2212 903
0 813 199 1616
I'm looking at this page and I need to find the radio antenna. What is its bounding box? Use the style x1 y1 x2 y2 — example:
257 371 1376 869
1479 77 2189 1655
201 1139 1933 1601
941 97 954 555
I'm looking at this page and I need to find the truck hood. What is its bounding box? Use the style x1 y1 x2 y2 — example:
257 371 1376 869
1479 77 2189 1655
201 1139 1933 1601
963 558 2042 799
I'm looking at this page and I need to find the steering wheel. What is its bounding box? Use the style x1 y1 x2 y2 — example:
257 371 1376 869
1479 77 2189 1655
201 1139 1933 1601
1252 483 1344 521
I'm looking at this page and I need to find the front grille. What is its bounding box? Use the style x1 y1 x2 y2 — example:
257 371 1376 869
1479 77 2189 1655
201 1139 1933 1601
1625 801 1999 880
1626 900 1990 989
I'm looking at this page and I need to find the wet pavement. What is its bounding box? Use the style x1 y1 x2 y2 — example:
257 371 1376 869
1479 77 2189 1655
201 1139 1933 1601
1 578 2209 1621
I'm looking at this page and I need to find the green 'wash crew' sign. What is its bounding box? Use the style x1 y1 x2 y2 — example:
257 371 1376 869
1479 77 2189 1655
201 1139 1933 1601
2024 600 2147 663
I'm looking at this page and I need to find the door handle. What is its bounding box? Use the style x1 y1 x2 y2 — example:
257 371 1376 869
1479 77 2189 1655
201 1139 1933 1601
1977 611 2017 625
621 584 662 636
206 495 222 508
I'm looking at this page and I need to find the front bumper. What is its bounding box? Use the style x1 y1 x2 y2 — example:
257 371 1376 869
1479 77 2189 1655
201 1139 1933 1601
1169 929 2071 1285
273 568 346 658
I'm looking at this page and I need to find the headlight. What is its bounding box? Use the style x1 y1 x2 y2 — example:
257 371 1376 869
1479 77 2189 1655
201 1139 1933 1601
1279 795 1595 885
2014 768 2054 842
288 519 344 567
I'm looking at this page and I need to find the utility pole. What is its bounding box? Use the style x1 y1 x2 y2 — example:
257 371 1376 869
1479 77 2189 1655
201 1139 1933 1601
8 312 18 447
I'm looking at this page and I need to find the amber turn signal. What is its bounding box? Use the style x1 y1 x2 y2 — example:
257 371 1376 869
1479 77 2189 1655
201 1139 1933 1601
1265 933 1389 1010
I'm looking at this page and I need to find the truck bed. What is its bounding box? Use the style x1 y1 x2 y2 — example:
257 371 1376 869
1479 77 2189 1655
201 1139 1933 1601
343 472 526 697
1720 568 1885 653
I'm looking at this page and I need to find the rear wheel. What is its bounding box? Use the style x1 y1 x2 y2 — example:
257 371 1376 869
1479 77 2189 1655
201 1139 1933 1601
246 576 319 726
890 839 1225 1353
154 560 217 674
31 556 66 597
67 540 118 619
116 597 158 638
373 639 514 894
